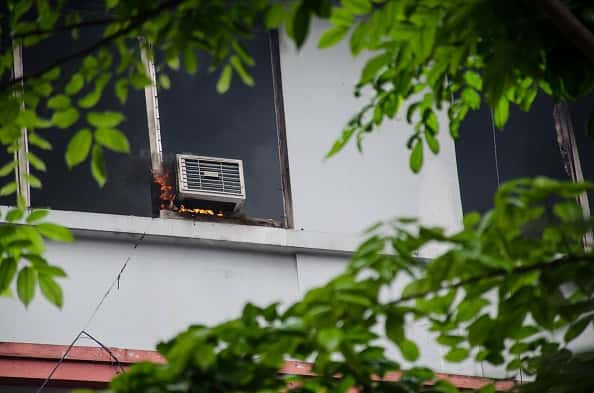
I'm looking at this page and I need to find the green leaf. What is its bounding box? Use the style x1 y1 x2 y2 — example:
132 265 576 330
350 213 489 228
468 314 492 346
461 88 481 110
167 56 180 71
94 128 130 153
115 79 129 104
17 266 36 306
493 98 509 129
475 384 495 393
0 257 17 292
409 139 423 173
26 209 49 223
436 335 465 347
509 325 539 340
47 95 71 110
564 317 591 342
65 129 92 168
29 133 52 150
159 74 171 89
456 298 489 322
27 152 46 172
91 145 107 187
36 264 67 278
230 56 254 87
87 111 125 128
6 207 24 222
319 26 349 49
399 339 420 361
360 54 389 84
265 3 285 29
463 71 482 91
183 47 198 74
293 4 311 48
424 130 439 154
24 174 41 188
385 311 405 344
326 127 355 158
51 108 79 129
0 161 16 177
38 274 63 308
434 380 458 393
0 287 13 298
343 0 371 15
0 181 17 196
232 41 255 67
318 327 342 351
65 73 84 95
444 347 469 362
36 223 74 242
216 65 233 94
78 87 101 109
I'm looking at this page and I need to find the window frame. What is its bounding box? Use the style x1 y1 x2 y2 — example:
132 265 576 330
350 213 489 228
10 30 294 229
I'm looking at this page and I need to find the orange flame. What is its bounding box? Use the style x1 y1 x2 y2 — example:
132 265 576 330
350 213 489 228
153 170 175 209
179 205 224 217
152 170 224 217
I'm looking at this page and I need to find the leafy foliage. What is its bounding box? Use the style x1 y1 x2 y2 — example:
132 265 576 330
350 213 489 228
1 0 594 392
0 202 71 307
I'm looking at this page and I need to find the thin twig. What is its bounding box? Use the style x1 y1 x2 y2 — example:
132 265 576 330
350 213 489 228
81 330 126 374
11 16 117 39
35 331 83 393
390 254 594 305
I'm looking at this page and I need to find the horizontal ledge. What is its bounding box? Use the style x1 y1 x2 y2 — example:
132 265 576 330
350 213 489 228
0 207 362 255
0 342 515 391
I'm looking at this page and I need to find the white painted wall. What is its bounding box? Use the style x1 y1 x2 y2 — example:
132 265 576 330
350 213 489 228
0 21 481 386
280 19 463 238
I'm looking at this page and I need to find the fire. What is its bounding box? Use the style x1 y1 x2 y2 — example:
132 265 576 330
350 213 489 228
179 205 224 217
153 170 175 209
152 169 224 218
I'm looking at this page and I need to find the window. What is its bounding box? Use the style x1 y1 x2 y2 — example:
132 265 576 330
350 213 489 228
6 13 292 228
154 31 289 226
23 27 154 217
455 93 570 214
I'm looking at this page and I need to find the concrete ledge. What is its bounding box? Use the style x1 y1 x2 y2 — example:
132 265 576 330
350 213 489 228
0 207 362 255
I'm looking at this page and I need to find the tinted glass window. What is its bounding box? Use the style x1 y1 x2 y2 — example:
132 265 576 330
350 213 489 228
455 104 498 214
456 93 569 215
156 32 284 223
23 28 153 217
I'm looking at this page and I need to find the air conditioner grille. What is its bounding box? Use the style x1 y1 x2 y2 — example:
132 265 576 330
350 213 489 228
179 156 244 196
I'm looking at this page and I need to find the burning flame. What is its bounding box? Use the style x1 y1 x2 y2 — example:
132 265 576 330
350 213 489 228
179 205 224 217
153 170 175 210
153 169 224 217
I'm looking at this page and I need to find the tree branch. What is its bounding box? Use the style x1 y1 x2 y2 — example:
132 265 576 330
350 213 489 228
1 0 183 92
532 0 594 64
390 254 594 305
11 17 117 39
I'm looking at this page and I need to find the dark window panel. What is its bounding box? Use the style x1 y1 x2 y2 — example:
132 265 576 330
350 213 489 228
157 32 284 222
23 27 153 217
495 93 567 183
455 104 499 214
0 6 18 206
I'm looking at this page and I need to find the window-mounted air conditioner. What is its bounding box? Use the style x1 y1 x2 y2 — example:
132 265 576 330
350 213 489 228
176 154 246 212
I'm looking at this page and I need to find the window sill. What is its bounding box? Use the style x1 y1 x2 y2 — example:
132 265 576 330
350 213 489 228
3 207 360 255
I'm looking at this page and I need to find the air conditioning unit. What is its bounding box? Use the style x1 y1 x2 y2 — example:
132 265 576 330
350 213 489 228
176 154 246 212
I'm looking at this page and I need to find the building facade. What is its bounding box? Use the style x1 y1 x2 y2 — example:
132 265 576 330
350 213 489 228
0 18 593 392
